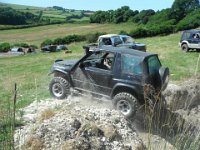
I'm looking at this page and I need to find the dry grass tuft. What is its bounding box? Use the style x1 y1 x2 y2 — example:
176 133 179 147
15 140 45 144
103 124 122 141
38 109 55 123
61 138 90 150
23 136 44 150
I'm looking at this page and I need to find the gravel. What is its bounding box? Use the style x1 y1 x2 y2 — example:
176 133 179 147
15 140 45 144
14 96 145 150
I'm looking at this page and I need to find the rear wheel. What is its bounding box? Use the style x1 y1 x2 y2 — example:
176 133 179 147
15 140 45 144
181 44 189 52
113 92 138 118
49 77 71 99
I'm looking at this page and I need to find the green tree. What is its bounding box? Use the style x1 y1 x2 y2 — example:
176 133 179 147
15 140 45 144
170 0 200 21
176 8 200 31
132 9 155 24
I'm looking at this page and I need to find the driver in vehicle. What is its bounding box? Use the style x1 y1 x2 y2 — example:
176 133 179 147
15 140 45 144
103 53 113 69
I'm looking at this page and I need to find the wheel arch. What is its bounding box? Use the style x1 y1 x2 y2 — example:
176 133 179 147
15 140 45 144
52 70 73 87
111 84 139 100
181 41 189 46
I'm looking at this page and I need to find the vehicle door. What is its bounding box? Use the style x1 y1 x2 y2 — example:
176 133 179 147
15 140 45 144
145 55 162 91
190 33 200 49
71 51 114 96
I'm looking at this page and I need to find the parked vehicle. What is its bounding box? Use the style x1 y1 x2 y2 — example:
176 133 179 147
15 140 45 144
49 46 169 118
41 45 57 52
119 35 146 51
8 47 25 55
83 34 146 54
179 30 200 52
56 45 68 51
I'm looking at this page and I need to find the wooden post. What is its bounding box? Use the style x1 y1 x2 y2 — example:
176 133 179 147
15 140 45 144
13 83 17 128
12 83 17 149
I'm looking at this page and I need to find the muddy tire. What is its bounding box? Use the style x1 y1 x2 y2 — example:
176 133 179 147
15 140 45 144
181 44 189 52
113 92 138 118
49 77 71 99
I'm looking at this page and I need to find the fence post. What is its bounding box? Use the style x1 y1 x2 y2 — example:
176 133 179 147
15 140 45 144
13 83 17 149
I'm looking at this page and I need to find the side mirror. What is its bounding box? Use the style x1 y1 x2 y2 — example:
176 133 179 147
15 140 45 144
159 67 169 91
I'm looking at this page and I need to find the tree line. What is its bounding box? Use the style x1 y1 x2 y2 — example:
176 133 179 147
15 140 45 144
90 0 200 37
0 6 89 25
0 7 43 25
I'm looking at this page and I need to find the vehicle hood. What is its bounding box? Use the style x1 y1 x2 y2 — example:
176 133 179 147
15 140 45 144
118 43 145 47
52 59 78 72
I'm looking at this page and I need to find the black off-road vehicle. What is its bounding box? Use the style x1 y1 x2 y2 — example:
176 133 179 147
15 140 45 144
179 30 200 52
49 47 169 118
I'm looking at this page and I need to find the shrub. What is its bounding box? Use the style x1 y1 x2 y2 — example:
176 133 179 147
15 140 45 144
63 34 85 44
0 43 11 52
40 39 53 47
176 9 200 31
13 43 29 48
118 30 128 35
85 32 107 43
53 38 66 45
129 27 148 38
29 45 38 50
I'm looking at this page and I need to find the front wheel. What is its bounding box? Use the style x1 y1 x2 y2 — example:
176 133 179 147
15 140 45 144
49 77 71 99
113 92 138 118
181 44 189 52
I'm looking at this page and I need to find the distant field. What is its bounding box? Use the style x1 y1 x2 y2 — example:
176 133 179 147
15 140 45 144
0 2 43 10
0 23 137 46
0 3 91 24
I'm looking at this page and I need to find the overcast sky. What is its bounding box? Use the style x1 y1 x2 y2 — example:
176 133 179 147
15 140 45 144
1 0 175 11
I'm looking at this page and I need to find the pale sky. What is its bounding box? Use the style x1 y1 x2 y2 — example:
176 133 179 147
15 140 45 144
1 0 175 11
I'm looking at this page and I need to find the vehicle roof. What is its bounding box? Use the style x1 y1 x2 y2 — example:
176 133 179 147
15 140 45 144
184 30 200 33
97 46 156 58
119 35 131 38
99 34 118 38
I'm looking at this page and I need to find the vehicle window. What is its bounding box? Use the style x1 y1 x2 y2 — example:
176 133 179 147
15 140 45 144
85 51 105 61
122 37 133 43
113 36 123 45
83 51 114 70
148 56 161 75
121 54 143 75
182 32 190 40
102 38 112 45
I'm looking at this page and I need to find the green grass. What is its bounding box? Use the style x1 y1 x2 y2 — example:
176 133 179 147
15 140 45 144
0 23 137 46
0 43 84 108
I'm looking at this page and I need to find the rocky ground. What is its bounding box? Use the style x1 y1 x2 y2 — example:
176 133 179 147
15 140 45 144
14 77 200 150
14 96 145 150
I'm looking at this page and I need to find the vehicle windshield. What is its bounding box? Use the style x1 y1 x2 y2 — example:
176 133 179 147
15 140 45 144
121 36 134 43
112 36 123 45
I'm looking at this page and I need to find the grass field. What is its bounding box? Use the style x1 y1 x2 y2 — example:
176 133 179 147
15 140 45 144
0 22 200 148
0 23 137 46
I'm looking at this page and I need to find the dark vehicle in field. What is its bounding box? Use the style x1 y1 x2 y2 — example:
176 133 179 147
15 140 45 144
84 34 146 54
49 47 169 118
41 45 57 52
179 30 200 52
